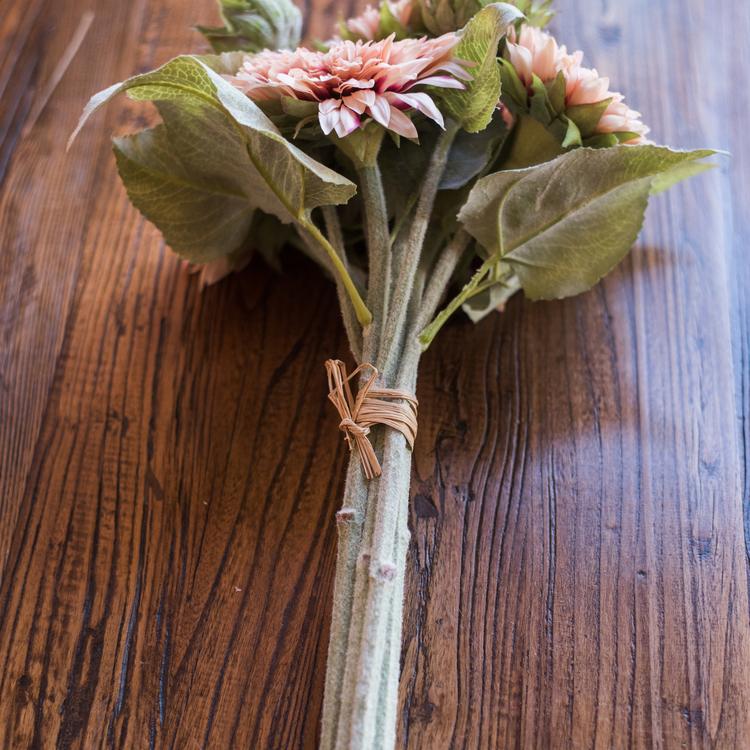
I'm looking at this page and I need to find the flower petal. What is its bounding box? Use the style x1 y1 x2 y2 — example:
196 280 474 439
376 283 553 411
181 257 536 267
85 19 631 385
345 89 376 114
411 75 465 90
386 104 417 138
367 94 391 127
334 105 361 137
387 91 444 128
318 100 340 134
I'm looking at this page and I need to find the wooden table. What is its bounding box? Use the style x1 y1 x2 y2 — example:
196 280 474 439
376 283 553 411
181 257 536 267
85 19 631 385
1 0 748 747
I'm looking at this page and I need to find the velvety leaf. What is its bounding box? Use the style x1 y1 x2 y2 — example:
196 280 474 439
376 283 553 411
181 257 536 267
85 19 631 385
582 132 620 148
462 273 521 321
529 74 553 124
545 71 566 114
71 56 356 263
330 121 385 167
558 115 582 148
498 57 527 107
440 109 508 189
565 98 611 139
441 3 524 132
113 126 256 262
198 51 247 76
458 145 716 299
498 114 564 169
379 123 439 216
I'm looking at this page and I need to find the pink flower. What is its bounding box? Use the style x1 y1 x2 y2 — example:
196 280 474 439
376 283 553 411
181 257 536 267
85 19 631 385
229 34 469 139
346 5 382 41
345 0 414 40
506 24 649 143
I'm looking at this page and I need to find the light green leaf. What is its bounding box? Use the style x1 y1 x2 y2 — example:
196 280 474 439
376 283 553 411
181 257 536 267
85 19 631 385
71 55 356 263
499 114 564 170
558 115 581 148
441 3 524 132
582 132 620 148
565 98 611 139
528 74 553 124
545 71 566 114
462 273 520 321
498 57 527 107
113 126 256 262
458 145 716 299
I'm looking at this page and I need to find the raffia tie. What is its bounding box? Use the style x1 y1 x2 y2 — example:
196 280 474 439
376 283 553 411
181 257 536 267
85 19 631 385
325 359 418 480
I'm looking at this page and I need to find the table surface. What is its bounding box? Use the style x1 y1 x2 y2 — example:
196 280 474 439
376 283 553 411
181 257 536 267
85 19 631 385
1 0 748 747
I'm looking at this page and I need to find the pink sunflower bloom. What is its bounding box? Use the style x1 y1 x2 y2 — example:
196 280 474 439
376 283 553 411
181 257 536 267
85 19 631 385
344 0 414 40
228 33 469 139
506 24 649 143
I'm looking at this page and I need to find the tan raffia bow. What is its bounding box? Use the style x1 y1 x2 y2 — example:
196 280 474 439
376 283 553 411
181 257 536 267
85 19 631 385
325 359 418 480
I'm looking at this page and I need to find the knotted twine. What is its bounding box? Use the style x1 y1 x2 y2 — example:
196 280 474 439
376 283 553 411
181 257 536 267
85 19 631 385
325 359 418 480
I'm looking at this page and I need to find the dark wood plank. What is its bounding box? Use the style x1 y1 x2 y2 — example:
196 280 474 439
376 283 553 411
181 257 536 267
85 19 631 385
0 0 748 747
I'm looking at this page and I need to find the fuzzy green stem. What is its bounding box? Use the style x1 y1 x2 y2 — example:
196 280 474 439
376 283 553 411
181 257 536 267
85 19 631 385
358 164 391 361
418 256 494 349
379 123 458 378
321 330 420 750
296 225 363 361
321 124 459 750
342 426 409 746
411 229 472 340
301 216 373 328
323 205 348 269
320 456 370 750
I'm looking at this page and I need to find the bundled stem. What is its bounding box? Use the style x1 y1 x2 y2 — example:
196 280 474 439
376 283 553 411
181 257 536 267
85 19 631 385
321 338 418 750
322 126 459 750
379 124 458 379
358 164 391 353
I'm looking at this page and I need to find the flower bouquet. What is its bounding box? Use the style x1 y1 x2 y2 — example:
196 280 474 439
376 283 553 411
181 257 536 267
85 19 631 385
73 0 715 746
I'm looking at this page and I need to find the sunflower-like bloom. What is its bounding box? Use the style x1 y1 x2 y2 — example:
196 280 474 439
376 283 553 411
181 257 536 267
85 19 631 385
506 24 649 143
229 34 469 139
344 0 414 40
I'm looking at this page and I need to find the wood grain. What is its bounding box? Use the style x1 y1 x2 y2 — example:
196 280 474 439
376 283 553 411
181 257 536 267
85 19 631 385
0 0 748 747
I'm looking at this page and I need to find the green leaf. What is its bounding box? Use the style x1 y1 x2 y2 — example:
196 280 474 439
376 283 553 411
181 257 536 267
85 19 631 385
462 273 521 321
440 3 524 132
498 57 527 107
558 115 581 148
650 157 717 194
379 123 438 217
458 145 716 300
71 56 356 263
499 114 564 170
197 51 248 76
565 98 611 139
440 109 508 189
113 126 256 262
330 121 386 167
528 74 553 124
545 71 566 114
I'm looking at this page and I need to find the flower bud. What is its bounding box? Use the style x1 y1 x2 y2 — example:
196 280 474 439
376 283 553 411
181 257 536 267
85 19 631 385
418 0 490 35
198 0 302 53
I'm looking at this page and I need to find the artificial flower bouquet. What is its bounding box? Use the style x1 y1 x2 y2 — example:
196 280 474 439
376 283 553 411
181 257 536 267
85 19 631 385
73 0 714 747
